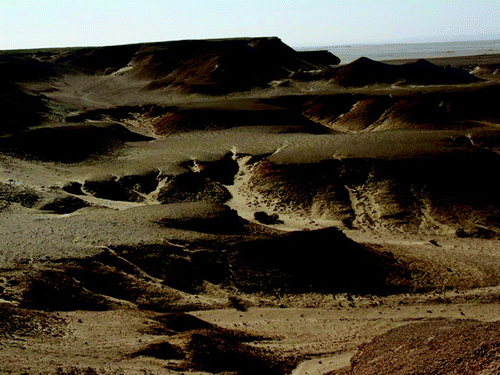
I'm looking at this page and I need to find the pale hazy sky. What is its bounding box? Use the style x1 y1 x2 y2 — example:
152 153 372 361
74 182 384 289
1 0 499 50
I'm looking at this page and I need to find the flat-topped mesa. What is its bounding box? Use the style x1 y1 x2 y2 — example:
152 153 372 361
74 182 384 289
0 37 340 94
128 37 339 94
296 50 341 67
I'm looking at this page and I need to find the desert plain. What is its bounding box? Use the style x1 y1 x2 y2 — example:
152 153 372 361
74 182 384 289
1 37 500 374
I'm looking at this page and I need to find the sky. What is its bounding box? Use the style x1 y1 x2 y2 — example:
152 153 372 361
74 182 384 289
1 0 499 50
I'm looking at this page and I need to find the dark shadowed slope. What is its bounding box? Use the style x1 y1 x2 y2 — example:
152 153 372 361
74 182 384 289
265 84 500 132
330 57 398 87
0 123 153 162
65 97 329 135
132 38 335 94
0 37 340 142
0 81 48 135
315 57 480 87
297 50 340 66
1 37 339 95
228 227 411 295
241 147 500 237
399 58 480 85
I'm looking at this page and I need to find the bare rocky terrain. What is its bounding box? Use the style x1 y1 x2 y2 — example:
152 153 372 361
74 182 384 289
1 37 500 374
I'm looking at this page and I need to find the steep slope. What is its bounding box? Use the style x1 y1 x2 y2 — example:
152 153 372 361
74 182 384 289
331 57 398 87
0 37 340 141
0 123 153 163
237 150 500 237
266 85 500 132
1 37 339 96
0 81 48 135
131 37 338 94
228 226 411 295
65 97 329 136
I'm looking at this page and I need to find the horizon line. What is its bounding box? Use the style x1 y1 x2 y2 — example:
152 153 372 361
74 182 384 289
1 35 500 53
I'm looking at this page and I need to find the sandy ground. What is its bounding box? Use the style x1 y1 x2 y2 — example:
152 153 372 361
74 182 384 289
2 289 499 374
2 45 500 374
2 125 500 374
190 296 500 374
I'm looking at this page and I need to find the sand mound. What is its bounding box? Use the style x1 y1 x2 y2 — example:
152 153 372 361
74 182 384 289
0 181 88 214
135 322 295 374
302 93 456 132
156 202 246 235
327 97 394 132
0 303 66 338
399 58 480 85
19 249 220 312
80 168 233 205
367 86 500 131
83 175 148 202
66 98 327 136
7 215 413 309
153 312 215 332
37 195 90 214
0 181 41 210
0 81 48 135
151 105 325 135
350 319 500 375
0 55 58 82
331 57 398 87
1 180 87 214
330 57 479 87
110 242 230 293
243 153 500 236
261 85 500 133
0 123 152 163
139 333 293 374
186 152 240 185
156 173 232 205
21 269 113 311
228 227 411 295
